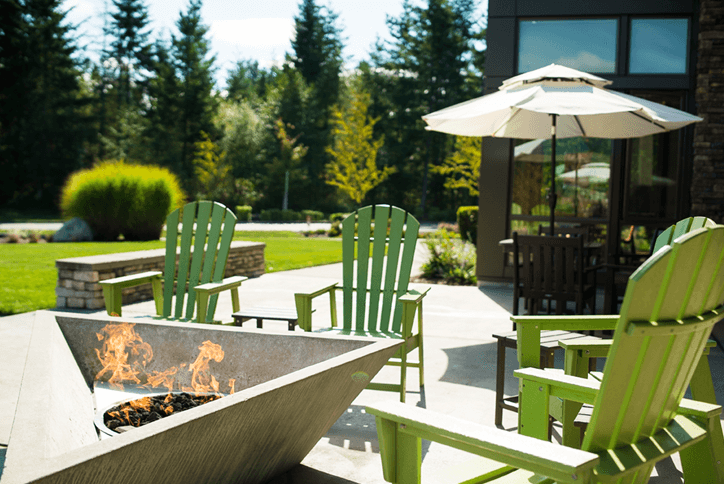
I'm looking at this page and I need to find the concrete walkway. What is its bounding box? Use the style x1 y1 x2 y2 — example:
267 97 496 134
2 247 723 482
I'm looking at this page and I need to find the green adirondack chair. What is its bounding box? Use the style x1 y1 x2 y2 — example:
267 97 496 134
511 216 719 447
367 225 724 484
100 201 246 324
294 204 429 402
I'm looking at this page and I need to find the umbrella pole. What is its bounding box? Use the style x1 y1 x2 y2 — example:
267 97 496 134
549 114 557 236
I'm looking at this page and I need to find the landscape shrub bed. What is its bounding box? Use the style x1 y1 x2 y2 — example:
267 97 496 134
60 161 184 241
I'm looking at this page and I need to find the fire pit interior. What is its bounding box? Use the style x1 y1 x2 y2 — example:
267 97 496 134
2 313 401 484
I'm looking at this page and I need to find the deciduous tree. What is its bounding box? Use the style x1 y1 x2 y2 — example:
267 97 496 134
325 81 394 205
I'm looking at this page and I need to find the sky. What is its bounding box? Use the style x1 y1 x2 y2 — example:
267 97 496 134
63 0 487 88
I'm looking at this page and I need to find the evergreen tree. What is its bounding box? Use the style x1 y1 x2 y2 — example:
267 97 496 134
145 39 182 169
0 0 91 207
370 0 484 218
289 0 344 210
171 0 218 188
105 0 151 108
225 59 263 103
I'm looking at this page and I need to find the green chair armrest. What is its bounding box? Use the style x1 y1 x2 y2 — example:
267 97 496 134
678 398 722 420
398 286 430 305
194 276 247 324
510 314 620 331
515 367 600 405
194 275 247 294
100 271 163 317
366 401 598 484
295 282 338 299
100 270 163 289
294 282 339 331
512 315 619 369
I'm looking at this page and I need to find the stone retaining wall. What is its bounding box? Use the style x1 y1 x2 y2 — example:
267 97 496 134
55 241 265 310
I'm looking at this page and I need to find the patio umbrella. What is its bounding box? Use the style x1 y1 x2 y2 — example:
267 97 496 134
422 64 702 234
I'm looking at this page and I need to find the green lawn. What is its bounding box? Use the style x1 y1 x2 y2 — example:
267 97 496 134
0 231 341 316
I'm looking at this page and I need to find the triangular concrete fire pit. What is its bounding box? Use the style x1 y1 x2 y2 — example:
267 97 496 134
2 313 401 484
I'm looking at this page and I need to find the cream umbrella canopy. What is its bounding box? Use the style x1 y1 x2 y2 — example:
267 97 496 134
422 64 702 233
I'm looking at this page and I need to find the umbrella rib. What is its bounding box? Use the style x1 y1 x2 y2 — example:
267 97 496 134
574 115 587 137
492 108 523 137
628 110 666 131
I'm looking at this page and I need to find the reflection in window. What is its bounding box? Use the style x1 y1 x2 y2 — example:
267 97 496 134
629 18 688 74
510 138 612 236
624 91 682 220
518 19 618 73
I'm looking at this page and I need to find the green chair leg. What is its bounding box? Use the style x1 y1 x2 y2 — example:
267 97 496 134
103 285 123 317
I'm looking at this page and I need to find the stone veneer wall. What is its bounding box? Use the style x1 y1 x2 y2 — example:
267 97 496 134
692 0 724 223
55 241 265 310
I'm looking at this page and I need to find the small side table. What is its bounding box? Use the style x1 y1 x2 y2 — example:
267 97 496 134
232 308 299 331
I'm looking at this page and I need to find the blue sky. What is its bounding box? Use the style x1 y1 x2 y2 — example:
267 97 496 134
64 0 488 88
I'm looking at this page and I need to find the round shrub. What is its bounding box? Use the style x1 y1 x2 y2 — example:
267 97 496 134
60 161 185 241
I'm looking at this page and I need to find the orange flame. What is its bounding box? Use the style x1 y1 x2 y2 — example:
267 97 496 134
182 341 225 394
95 323 153 390
95 324 234 397
228 379 236 394
143 367 179 393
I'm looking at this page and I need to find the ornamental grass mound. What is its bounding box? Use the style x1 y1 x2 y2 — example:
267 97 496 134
60 161 185 241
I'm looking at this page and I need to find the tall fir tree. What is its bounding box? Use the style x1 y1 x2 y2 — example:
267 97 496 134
370 0 484 218
0 0 91 207
170 0 218 190
289 0 343 210
145 39 182 170
106 0 151 108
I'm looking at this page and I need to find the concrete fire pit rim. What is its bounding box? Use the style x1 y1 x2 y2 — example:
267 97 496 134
56 312 392 344
4 312 403 484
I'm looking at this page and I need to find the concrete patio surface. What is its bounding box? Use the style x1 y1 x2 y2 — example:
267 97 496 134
2 241 724 483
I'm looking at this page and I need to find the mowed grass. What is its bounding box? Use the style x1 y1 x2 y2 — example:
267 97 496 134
0 231 341 316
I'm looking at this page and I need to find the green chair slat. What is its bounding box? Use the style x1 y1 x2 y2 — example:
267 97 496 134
174 202 197 318
184 201 213 318
341 214 356 331
379 207 406 333
354 206 373 332
162 208 180 318
367 205 391 332
200 202 225 284
391 213 419 333
206 209 236 320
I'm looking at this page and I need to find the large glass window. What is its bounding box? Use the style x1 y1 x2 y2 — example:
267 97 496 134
629 18 689 74
510 137 612 236
518 19 618 74
624 91 684 221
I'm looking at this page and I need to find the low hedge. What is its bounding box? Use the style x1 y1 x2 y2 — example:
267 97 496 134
60 161 185 241
260 209 326 222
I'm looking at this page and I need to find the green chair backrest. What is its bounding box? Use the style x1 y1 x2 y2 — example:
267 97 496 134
583 226 724 454
651 216 716 254
340 205 420 334
162 201 237 320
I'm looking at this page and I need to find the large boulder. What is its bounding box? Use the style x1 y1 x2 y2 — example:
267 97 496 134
54 218 94 242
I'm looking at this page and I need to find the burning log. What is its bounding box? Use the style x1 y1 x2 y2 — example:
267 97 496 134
104 393 221 432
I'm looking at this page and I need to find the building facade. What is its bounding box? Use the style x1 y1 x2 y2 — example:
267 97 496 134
477 0 723 283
